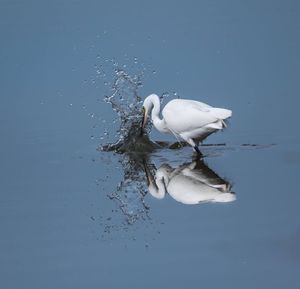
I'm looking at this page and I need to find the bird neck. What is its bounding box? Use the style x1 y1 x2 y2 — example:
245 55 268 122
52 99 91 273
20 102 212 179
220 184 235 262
148 175 167 199
156 177 167 197
148 94 160 119
152 116 168 133
148 95 168 133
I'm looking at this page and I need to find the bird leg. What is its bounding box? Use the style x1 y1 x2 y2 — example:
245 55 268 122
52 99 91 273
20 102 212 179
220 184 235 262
194 146 203 158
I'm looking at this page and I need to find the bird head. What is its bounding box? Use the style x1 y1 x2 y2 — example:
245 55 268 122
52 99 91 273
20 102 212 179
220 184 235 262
141 94 160 135
141 96 153 135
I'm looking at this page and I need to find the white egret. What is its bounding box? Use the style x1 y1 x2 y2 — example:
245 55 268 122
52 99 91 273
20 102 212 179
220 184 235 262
141 94 232 155
144 160 236 204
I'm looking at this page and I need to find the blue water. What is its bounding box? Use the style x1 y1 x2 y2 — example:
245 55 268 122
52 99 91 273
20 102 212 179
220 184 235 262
0 1 300 288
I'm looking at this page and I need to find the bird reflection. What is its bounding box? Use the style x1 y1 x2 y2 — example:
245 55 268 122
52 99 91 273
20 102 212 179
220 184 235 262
144 158 236 205
103 142 235 230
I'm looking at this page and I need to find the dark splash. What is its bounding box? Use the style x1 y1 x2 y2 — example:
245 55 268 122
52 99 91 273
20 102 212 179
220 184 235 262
95 65 162 229
99 67 157 153
107 152 152 225
101 132 160 154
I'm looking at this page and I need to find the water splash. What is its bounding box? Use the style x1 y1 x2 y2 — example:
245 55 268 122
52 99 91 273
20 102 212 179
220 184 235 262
93 151 162 239
108 153 151 225
99 66 159 153
92 61 160 231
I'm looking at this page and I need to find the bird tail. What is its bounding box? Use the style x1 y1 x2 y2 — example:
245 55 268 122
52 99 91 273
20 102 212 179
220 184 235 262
214 192 236 203
211 108 232 120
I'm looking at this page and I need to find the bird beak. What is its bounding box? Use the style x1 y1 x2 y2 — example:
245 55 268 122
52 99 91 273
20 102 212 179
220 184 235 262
141 106 147 135
143 160 151 186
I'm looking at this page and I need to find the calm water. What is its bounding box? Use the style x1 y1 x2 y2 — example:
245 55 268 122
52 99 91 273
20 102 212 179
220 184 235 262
1 1 300 288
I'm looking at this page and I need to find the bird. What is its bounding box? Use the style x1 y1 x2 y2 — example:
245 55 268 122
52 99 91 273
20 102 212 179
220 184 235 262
144 159 236 204
141 94 232 155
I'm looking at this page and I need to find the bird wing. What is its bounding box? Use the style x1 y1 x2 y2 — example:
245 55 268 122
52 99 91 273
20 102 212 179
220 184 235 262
162 99 230 134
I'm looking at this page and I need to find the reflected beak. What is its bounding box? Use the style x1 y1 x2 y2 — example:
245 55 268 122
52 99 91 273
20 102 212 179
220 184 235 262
143 160 151 186
141 107 147 135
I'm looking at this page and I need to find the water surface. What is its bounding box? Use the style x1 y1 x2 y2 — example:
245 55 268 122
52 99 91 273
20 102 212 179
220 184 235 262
0 1 300 289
